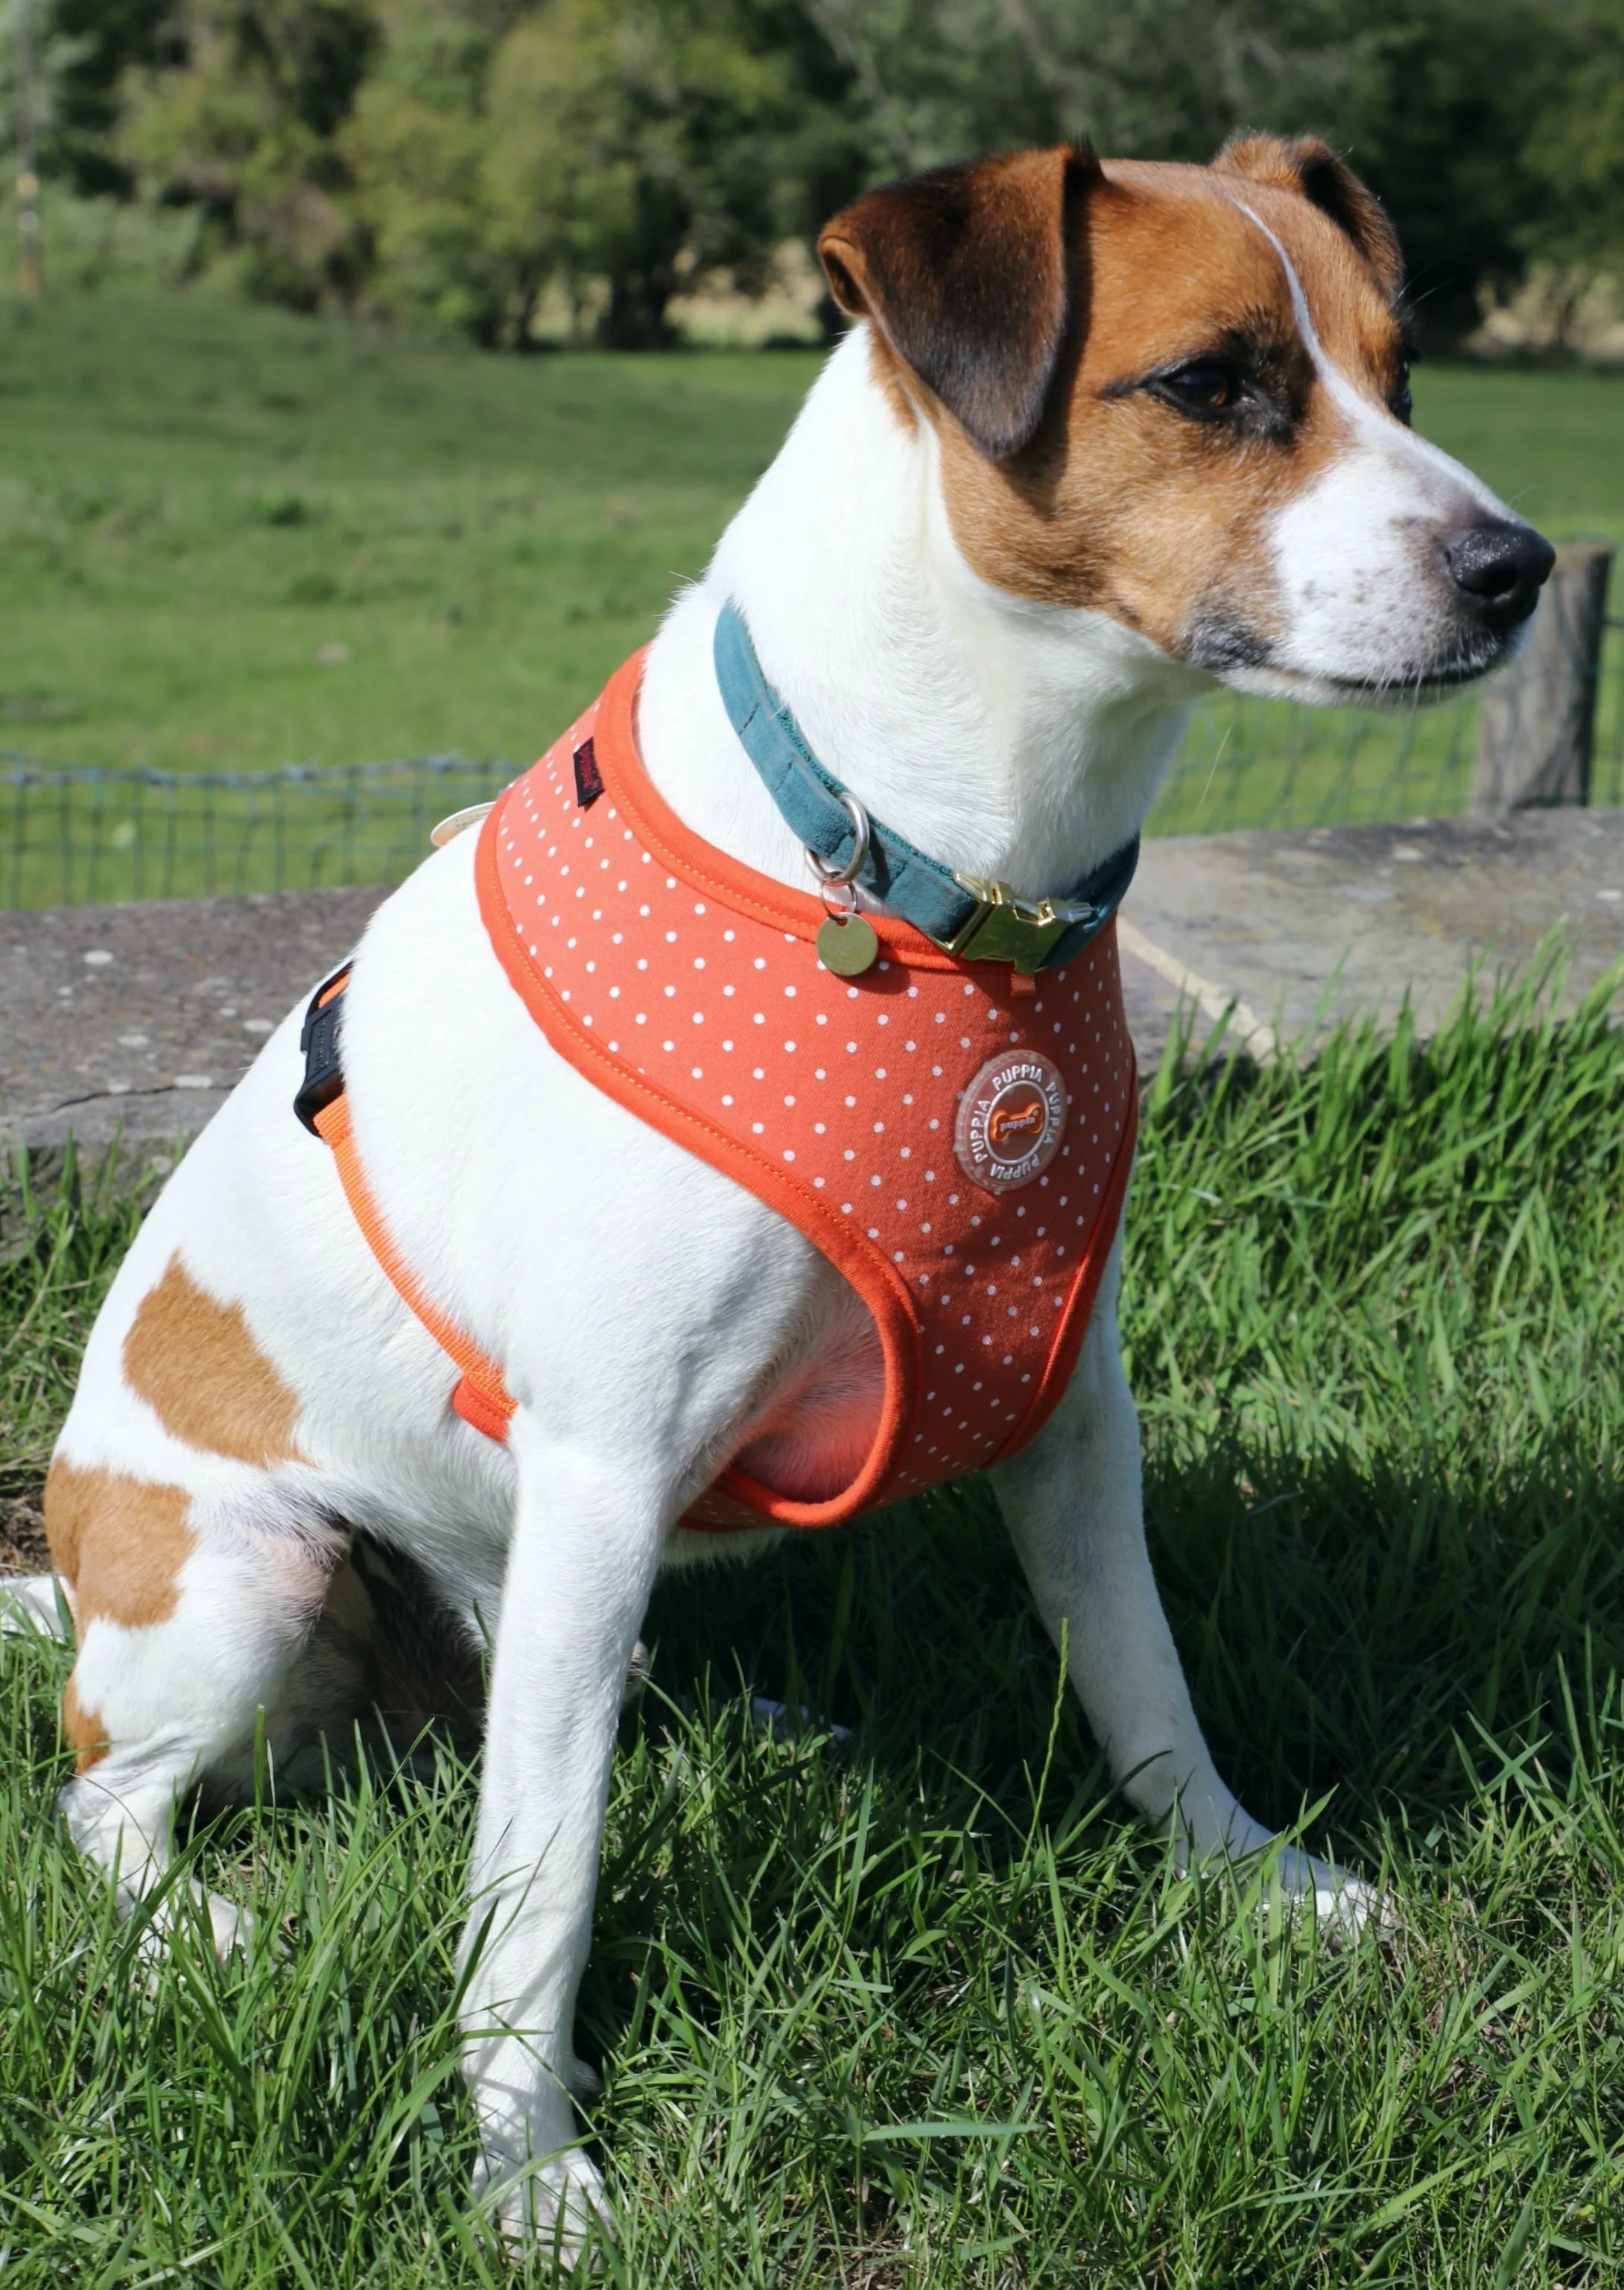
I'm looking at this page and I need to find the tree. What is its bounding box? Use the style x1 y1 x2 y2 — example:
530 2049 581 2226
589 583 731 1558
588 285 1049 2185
115 0 378 304
347 0 857 345
27 0 1620 349
42 0 174 196
1521 1 1624 279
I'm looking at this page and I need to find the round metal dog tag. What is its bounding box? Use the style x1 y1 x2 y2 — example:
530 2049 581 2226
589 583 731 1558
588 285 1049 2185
816 913 879 977
954 1049 1068 1194
430 801 495 849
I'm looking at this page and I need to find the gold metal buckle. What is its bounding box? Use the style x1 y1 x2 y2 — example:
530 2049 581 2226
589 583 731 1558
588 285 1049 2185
943 873 1101 974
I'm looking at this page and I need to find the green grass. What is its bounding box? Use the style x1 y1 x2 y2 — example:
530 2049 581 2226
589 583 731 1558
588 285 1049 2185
0 294 819 778
1 291 1622 871
4 970 1624 2283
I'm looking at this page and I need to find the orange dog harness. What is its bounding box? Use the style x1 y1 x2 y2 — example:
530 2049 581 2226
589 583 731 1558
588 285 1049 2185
300 647 1138 1530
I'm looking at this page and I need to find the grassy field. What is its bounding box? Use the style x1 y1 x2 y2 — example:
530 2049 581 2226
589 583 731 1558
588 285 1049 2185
0 294 818 777
4 969 1623 2283
1 291 1622 889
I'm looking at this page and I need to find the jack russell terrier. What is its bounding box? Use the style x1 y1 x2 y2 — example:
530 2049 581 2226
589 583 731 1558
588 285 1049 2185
7 137 1552 2254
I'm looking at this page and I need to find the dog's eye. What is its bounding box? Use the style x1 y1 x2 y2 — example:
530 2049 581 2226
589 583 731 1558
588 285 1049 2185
1390 362 1413 425
1153 357 1243 416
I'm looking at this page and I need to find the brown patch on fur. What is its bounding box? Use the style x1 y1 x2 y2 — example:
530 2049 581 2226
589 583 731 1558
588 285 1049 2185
62 1675 110 1773
820 148 1098 460
903 150 1409 659
124 1253 305 1468
45 1457 195 1629
1216 135 1403 299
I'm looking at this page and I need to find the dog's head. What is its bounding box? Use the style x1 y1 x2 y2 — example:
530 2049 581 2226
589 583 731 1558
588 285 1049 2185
819 141 1553 705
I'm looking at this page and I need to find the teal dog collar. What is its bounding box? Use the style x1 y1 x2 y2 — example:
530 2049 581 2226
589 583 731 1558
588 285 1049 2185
713 601 1138 974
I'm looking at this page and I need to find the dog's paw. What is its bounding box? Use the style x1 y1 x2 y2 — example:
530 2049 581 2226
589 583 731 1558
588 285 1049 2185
0 1574 71 1641
134 1881 254 1983
201 1887 256 1957
1269 1846 1390 1935
472 2143 613 2268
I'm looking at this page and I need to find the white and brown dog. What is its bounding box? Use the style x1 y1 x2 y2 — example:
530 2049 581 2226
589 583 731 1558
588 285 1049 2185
7 139 1552 2253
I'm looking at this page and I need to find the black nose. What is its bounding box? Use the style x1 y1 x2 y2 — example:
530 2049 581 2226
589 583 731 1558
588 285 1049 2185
1444 520 1555 634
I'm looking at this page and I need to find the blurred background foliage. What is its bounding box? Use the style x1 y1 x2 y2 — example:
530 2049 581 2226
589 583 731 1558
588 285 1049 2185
3 0 1623 351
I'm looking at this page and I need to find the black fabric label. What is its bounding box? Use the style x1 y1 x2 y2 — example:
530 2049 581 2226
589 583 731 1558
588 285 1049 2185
573 737 604 808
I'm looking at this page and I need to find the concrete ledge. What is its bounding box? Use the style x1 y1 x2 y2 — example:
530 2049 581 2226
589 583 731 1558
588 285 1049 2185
1124 808 1623 1053
1 886 388 1194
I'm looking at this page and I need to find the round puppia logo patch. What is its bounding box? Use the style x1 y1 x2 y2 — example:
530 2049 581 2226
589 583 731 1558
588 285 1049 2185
954 1050 1068 1195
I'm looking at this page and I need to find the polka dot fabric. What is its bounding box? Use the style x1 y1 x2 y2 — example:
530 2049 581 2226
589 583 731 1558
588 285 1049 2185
475 650 1138 1531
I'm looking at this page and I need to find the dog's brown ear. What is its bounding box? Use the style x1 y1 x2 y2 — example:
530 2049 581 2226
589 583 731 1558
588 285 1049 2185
818 146 1100 461
1214 134 1403 299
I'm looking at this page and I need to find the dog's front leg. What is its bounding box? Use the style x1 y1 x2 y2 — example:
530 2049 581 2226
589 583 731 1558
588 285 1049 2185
460 1420 667 2259
992 1236 1374 1922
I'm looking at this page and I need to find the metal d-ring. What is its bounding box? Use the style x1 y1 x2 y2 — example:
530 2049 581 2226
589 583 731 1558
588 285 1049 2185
805 793 872 889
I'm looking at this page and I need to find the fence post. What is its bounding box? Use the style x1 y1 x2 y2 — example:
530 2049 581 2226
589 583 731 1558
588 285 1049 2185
1471 541 1614 814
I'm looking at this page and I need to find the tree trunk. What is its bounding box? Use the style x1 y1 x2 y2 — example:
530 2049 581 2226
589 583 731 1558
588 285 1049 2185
598 264 677 349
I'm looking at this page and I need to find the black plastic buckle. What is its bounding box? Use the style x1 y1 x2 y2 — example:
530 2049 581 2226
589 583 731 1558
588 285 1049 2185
294 962 351 1135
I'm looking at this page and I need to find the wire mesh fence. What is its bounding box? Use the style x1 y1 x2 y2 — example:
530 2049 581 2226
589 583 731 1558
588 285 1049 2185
0 752 514 910
3 600 1620 911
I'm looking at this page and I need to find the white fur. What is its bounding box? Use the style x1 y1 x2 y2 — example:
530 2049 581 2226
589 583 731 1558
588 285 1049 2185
1217 197 1521 705
19 300 1514 2257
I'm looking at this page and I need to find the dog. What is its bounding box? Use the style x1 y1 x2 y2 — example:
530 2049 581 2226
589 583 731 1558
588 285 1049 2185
6 137 1552 2256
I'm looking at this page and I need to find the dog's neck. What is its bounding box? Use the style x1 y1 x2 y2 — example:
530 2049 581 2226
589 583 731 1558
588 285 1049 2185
637 327 1196 901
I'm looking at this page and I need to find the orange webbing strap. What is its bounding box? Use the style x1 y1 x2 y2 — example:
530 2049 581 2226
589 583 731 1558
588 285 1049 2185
311 1089 517 1443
